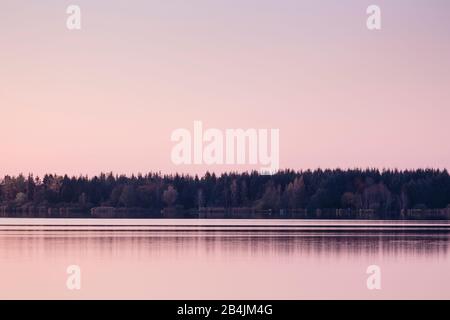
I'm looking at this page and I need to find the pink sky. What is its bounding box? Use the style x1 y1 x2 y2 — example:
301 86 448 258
1 1 450 176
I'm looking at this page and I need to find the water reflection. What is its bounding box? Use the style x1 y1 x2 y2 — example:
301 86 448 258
1 231 448 260
0 220 449 299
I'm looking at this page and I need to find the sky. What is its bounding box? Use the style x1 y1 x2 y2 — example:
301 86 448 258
1 0 450 176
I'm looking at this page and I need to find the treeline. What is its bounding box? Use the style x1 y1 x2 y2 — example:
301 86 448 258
1 169 450 218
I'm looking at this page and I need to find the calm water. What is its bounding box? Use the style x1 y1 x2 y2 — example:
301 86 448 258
0 218 449 300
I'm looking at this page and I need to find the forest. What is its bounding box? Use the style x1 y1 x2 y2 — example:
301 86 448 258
1 169 450 219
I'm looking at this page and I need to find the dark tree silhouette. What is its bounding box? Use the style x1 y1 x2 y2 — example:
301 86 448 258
0 169 449 219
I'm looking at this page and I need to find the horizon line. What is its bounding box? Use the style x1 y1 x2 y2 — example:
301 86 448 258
1 166 449 179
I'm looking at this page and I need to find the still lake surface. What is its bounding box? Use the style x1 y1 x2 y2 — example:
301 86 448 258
0 218 449 299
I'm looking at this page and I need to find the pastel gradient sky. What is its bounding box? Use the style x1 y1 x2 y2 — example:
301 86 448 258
1 0 449 176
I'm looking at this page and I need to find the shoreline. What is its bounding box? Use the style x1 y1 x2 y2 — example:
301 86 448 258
1 217 450 233
1 207 450 220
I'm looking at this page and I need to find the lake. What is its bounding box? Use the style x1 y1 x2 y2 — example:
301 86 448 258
0 218 449 299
